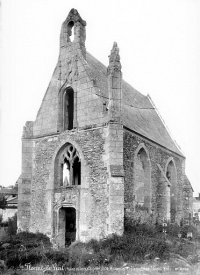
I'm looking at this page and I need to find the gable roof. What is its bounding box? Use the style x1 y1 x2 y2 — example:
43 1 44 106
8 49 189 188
86 52 184 157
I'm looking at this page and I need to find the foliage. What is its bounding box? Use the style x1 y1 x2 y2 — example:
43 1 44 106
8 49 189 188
0 221 199 270
124 215 157 237
0 194 7 209
7 213 17 236
0 231 52 269
180 224 198 238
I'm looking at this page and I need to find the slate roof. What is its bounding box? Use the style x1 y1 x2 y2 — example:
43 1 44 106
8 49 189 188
86 52 184 157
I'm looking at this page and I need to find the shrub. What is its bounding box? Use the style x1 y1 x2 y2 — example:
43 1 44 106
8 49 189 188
7 213 17 237
180 224 198 238
0 223 199 270
0 231 52 268
124 216 157 237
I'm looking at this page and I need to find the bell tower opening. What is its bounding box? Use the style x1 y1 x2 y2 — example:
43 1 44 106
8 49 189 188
67 21 75 42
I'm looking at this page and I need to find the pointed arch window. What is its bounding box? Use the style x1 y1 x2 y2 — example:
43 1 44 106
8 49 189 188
134 147 151 212
61 144 81 186
63 87 74 131
55 143 81 188
58 86 75 132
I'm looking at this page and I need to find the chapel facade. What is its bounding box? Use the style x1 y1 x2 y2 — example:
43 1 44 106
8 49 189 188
18 9 193 247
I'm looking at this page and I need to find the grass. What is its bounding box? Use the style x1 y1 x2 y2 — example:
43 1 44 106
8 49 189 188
0 220 200 274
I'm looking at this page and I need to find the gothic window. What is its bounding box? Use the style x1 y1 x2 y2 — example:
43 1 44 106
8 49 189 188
58 86 75 132
134 147 151 212
55 143 81 188
166 160 177 223
64 87 74 130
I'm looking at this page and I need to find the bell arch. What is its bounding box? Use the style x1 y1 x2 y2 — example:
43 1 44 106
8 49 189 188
165 157 177 222
134 144 151 212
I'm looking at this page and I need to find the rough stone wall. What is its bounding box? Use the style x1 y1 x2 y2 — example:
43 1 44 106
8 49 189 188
28 126 109 241
18 9 193 243
123 128 185 223
18 11 124 241
104 123 124 235
183 175 193 223
18 122 34 231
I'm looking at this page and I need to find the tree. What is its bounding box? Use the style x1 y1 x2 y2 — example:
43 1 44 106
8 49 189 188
0 194 7 209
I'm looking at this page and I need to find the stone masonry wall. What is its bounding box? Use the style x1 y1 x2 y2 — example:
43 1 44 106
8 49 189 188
123 129 185 223
29 126 109 241
33 10 106 137
18 122 34 231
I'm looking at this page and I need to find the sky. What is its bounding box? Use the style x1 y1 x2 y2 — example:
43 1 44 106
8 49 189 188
0 0 200 195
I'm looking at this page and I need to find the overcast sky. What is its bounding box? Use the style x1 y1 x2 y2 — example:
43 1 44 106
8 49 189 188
0 0 200 195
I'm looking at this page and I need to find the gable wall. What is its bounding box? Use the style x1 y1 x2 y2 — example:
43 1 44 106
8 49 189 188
32 45 107 138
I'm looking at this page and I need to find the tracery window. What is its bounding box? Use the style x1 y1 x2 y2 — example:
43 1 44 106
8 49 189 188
61 144 81 186
55 144 81 188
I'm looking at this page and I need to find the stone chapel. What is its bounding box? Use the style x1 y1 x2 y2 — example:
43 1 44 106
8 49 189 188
18 9 193 247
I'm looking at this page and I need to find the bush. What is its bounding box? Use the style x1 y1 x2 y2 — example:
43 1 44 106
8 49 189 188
180 224 198 238
124 216 158 237
0 231 52 268
7 213 17 236
87 233 170 264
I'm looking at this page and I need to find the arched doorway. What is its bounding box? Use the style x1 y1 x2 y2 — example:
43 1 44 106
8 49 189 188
58 207 76 247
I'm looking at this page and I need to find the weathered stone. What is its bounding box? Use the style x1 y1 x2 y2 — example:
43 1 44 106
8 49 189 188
18 9 193 247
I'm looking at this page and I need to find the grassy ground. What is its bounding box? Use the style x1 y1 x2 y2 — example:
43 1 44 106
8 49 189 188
3 241 200 275
1 222 200 275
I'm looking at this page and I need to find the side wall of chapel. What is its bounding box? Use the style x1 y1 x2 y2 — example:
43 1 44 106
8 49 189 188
123 129 185 224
